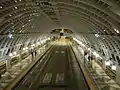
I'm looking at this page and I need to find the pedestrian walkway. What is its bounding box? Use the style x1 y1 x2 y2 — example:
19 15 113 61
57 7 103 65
72 46 120 90
0 45 48 90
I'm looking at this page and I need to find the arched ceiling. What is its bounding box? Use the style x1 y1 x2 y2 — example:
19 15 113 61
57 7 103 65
0 0 120 64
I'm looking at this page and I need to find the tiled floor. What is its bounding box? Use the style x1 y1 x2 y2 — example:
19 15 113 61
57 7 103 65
72 46 120 90
0 45 48 90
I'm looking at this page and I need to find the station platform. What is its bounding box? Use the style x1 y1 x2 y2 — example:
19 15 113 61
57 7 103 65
0 0 120 89
72 45 120 90
0 45 48 90
0 40 120 90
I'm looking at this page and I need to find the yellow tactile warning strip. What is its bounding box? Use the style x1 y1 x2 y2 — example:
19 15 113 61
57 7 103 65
71 46 97 90
80 64 96 90
5 46 52 90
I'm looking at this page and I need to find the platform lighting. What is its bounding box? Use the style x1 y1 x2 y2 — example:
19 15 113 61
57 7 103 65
37 42 40 45
33 44 35 46
9 53 13 57
25 47 28 50
93 51 97 55
23 47 26 50
40 38 49 44
73 37 85 47
105 61 111 66
31 44 35 47
88 48 91 51
111 65 116 70
47 37 50 40
43 40 46 43
93 51 99 57
41 40 43 44
43 39 47 42
13 52 17 55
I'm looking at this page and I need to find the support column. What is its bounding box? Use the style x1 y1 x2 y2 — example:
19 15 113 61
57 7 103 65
92 59 95 69
37 48 40 54
116 64 120 84
6 59 11 71
19 50 22 61
103 60 106 70
84 50 87 67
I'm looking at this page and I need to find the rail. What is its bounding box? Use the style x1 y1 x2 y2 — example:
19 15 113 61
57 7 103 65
70 46 97 90
5 45 53 90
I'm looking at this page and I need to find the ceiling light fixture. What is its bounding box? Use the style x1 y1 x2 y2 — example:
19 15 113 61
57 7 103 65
13 52 17 55
114 28 120 33
9 53 13 57
88 48 90 51
95 34 99 37
8 34 13 38
9 14 12 16
14 6 18 9
37 42 40 45
19 30 22 33
105 61 111 66
23 48 26 50
73 37 85 47
111 65 116 71
14 0 17 3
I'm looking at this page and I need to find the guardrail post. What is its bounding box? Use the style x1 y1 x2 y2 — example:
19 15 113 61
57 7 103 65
116 65 120 84
6 59 11 71
103 60 106 70
19 50 22 62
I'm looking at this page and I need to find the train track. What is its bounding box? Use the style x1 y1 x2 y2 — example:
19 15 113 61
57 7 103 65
12 44 89 90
